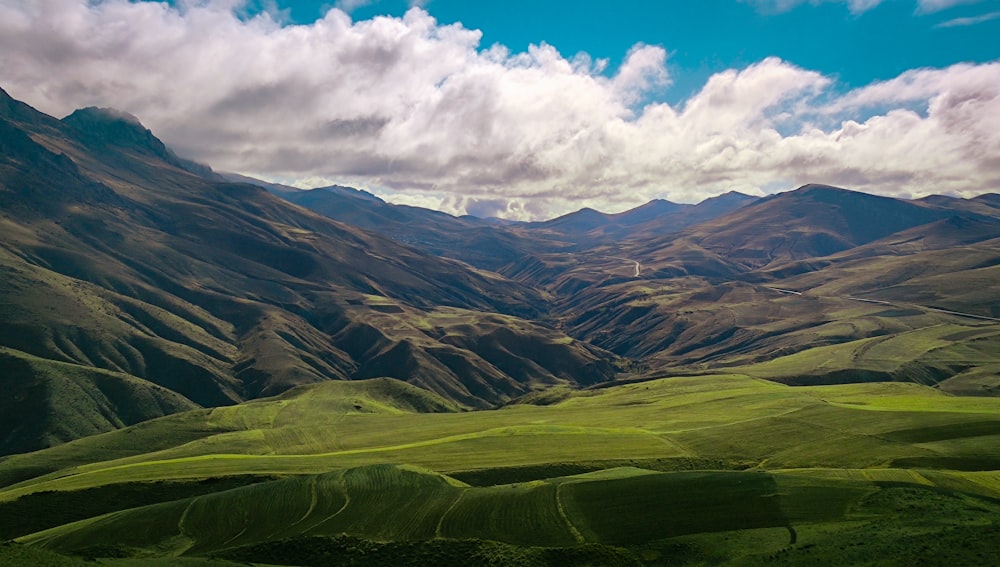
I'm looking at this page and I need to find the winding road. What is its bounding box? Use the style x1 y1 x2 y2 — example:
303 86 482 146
607 256 641 277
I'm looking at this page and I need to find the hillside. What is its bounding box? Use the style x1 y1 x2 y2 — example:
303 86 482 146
2 375 999 565
493 184 1000 392
630 184 954 271
275 184 570 271
0 347 198 456
0 88 619 453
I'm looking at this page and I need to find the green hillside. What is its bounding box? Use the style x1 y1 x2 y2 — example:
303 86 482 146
14 463 1000 566
0 347 199 456
1 374 998 564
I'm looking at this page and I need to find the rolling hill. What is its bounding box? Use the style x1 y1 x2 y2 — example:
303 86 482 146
2 375 999 565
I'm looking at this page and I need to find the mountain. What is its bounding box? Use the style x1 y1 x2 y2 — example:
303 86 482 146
274 184 567 271
917 194 1000 218
531 207 612 236
0 88 619 454
767 215 1000 317
973 193 1000 209
503 184 1000 387
515 193 758 248
632 184 953 270
3 83 999 457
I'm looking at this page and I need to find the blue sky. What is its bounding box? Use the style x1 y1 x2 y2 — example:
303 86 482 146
2 0 999 218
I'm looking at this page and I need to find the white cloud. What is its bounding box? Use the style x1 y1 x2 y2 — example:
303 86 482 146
0 0 998 220
743 0 985 14
935 10 1000 25
916 0 985 13
741 0 883 14
334 0 372 13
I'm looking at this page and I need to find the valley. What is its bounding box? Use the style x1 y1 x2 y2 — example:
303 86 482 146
2 87 1000 566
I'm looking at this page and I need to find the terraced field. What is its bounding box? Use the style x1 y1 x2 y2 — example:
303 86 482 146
2 375 999 565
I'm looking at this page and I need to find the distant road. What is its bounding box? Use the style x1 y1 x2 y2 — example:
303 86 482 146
765 287 802 296
847 297 1000 321
913 306 1000 322
608 256 641 277
763 286 1000 323
846 297 891 305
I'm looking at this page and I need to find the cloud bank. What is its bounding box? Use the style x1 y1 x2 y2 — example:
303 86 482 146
1 0 998 219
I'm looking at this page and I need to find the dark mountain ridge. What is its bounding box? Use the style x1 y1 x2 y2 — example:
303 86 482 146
627 184 961 271
0 90 619 455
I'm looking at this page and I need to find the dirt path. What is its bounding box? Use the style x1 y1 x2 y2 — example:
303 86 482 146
606 256 641 277
763 285 1000 323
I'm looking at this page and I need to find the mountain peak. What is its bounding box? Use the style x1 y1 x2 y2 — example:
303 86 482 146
698 191 757 206
795 183 851 195
61 106 216 176
779 184 899 207
318 185 385 204
62 106 173 158
609 199 684 226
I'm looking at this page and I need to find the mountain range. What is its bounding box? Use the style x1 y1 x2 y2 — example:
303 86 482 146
3 87 1000 567
2 85 999 458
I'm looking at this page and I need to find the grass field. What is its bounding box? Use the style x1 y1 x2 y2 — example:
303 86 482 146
3 375 999 565
15 464 1000 566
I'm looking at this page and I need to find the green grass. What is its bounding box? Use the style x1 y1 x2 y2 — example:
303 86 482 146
437 481 578 546
3 374 999 565
0 476 277 540
0 346 200 456
4 375 999 499
16 463 1000 567
559 471 788 545
219 534 645 567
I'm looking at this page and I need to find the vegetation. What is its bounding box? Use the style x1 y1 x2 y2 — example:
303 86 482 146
0 375 996 565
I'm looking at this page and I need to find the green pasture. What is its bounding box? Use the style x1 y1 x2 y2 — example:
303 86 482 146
16 463 1000 566
2 374 998 565
3 375 1000 499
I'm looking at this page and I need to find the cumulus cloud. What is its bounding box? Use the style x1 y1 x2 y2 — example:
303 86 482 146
0 0 998 219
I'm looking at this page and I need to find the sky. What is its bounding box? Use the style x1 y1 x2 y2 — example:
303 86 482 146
1 0 999 219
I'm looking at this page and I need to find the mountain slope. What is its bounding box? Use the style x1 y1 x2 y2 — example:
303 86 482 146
0 347 198 456
268 184 570 271
0 88 617 455
507 185 1000 385
646 184 952 270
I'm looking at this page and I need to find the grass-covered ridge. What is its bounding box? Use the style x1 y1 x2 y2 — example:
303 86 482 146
2 375 998 565
4 375 999 496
